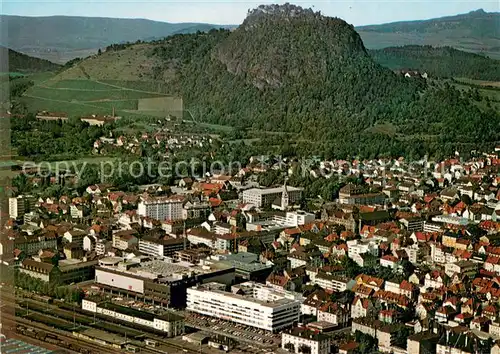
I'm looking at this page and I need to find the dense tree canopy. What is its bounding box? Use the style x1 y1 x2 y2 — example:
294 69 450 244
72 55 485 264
148 5 500 160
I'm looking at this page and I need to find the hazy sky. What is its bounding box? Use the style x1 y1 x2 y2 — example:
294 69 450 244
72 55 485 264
1 0 498 26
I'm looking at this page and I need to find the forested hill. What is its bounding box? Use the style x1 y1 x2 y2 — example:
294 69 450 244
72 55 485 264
47 4 500 159
157 3 422 137
0 46 61 73
369 46 500 81
358 9 499 36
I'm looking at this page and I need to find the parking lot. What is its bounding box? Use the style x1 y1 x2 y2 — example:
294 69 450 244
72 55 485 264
185 312 281 348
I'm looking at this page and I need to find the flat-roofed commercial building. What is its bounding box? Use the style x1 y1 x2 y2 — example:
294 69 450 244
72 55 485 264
94 257 235 308
82 298 184 337
243 187 303 208
186 281 301 332
20 258 97 284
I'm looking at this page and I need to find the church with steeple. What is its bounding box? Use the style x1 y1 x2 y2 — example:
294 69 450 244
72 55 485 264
272 178 290 211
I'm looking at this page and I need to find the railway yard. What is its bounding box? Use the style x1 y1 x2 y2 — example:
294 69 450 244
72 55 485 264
0 287 278 354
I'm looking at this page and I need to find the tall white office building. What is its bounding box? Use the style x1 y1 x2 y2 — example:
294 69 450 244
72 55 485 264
186 281 301 332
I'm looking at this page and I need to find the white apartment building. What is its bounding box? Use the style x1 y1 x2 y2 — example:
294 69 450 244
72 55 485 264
400 217 424 232
281 328 331 354
242 186 303 208
137 196 184 221
9 195 35 219
423 221 443 233
138 237 185 258
112 231 138 251
312 274 350 293
186 282 301 332
285 211 315 227
63 229 87 248
347 239 379 259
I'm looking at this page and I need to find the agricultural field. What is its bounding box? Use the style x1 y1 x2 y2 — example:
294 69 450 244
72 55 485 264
27 85 164 101
100 80 171 94
452 79 500 112
20 76 176 119
44 79 117 90
455 78 500 88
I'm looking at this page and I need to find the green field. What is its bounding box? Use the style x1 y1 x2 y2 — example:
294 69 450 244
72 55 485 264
91 100 139 110
21 78 173 118
451 79 500 111
27 85 165 102
101 80 171 94
0 72 25 77
44 79 118 90
20 95 109 116
455 78 500 88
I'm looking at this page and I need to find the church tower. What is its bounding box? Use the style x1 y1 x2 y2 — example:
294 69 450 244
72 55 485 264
281 176 289 210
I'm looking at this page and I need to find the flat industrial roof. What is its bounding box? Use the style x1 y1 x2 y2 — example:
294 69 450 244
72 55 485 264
98 258 233 281
190 284 299 308
99 301 183 322
75 328 127 345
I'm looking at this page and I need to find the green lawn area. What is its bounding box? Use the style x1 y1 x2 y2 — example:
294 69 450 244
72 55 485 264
101 79 171 93
21 77 174 118
44 79 118 90
0 72 25 77
91 99 139 110
455 78 500 88
26 85 165 102
28 72 57 84
196 122 235 132
19 95 109 116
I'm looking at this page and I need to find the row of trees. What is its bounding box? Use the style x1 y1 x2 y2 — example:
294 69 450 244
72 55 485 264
11 113 108 160
14 270 84 303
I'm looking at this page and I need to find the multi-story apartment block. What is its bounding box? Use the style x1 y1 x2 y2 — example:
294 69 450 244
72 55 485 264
111 230 138 251
281 327 331 354
138 236 185 258
138 196 184 221
14 233 58 256
9 195 36 219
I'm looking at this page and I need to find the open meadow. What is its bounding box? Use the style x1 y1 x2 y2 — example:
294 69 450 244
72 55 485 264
20 73 180 120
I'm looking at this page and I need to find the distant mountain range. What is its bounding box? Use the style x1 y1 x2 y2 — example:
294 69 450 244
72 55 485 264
0 15 234 63
1 9 499 63
357 9 500 59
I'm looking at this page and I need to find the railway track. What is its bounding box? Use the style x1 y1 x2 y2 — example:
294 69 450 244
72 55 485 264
3 295 200 353
1 312 120 353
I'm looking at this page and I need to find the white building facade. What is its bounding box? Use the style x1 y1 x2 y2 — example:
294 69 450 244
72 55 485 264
186 282 301 332
138 197 183 221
